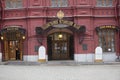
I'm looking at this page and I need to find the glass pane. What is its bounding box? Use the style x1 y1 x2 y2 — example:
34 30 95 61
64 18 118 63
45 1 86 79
108 0 113 6
5 0 22 9
111 30 115 52
51 0 68 7
51 0 57 7
96 0 113 7
5 1 11 8
103 0 107 6
57 0 61 7
61 0 68 7
17 0 22 8
61 42 67 54
97 0 103 6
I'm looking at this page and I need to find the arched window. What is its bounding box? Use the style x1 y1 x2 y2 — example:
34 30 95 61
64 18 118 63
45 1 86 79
97 26 116 52
5 0 22 9
97 0 113 7
51 0 68 7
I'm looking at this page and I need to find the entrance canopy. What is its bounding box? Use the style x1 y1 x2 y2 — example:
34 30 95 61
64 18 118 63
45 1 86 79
95 25 119 32
36 19 86 44
36 19 86 35
0 26 26 40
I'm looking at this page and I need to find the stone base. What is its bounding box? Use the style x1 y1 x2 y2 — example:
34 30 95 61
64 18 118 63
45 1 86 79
115 58 120 62
38 59 46 62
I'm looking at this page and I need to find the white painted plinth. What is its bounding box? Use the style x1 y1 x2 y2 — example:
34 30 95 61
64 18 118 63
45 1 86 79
38 46 46 62
23 55 38 62
95 46 103 62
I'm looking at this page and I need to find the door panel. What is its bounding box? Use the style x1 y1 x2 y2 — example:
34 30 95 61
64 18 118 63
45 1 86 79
52 41 69 60
47 37 52 60
8 41 21 60
4 41 9 60
69 35 74 59
9 41 16 60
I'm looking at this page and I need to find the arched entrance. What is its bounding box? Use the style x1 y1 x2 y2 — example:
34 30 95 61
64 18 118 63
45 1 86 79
36 19 86 61
0 27 26 61
47 30 74 60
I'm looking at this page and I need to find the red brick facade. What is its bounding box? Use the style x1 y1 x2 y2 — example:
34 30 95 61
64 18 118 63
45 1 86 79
0 0 120 62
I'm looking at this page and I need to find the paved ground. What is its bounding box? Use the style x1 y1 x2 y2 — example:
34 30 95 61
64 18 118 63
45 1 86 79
0 64 120 80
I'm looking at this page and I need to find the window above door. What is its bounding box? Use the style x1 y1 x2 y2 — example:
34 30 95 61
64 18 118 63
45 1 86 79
96 0 113 7
5 0 23 9
51 0 68 7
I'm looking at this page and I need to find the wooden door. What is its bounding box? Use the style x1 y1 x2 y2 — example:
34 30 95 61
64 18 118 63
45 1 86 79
4 41 9 61
9 41 16 60
8 41 22 60
52 40 69 60
4 40 22 61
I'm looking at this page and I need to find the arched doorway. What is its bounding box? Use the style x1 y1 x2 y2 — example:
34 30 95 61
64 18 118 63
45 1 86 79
47 31 74 60
36 19 86 61
0 27 26 61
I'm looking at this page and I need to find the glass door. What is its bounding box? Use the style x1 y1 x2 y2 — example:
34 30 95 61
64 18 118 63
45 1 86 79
52 40 68 60
47 32 73 60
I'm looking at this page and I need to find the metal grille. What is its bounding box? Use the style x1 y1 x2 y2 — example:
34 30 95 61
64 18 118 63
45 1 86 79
98 29 115 52
6 30 21 40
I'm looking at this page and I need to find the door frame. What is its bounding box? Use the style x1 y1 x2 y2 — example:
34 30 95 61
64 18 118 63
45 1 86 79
0 27 26 61
47 29 74 60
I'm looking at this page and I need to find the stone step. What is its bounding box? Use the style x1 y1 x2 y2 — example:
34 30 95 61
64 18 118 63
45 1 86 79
1 60 77 66
0 61 120 66
5 61 41 65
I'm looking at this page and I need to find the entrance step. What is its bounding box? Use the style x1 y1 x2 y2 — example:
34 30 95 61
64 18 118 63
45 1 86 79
0 62 7 65
5 61 41 65
1 60 120 66
46 60 78 66
4 60 77 66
